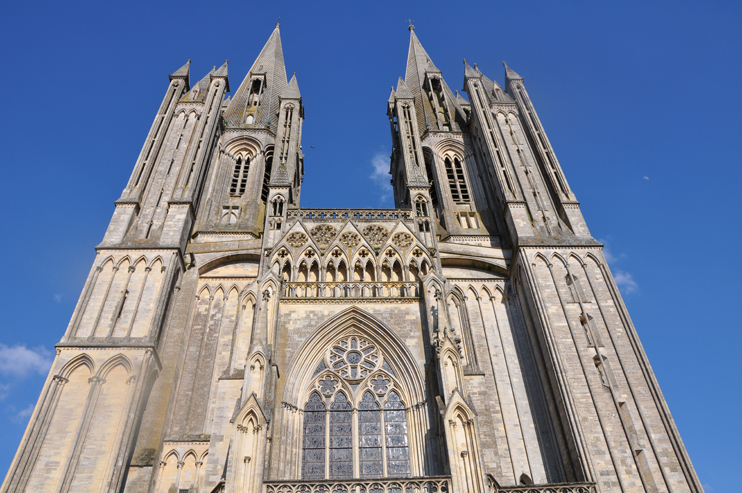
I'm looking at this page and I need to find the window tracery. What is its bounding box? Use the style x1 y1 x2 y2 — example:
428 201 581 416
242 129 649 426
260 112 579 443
301 336 411 480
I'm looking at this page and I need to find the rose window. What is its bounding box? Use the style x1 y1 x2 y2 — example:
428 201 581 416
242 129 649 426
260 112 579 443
328 337 379 382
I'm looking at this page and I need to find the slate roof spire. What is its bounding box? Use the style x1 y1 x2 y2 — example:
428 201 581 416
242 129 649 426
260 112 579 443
402 28 465 132
223 25 289 131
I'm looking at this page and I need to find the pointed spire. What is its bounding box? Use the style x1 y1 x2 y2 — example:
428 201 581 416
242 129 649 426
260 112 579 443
455 90 468 105
170 59 190 79
170 59 190 89
388 87 396 104
503 61 523 83
396 77 413 99
282 72 301 99
213 60 230 91
224 25 290 130
463 59 479 79
214 60 228 77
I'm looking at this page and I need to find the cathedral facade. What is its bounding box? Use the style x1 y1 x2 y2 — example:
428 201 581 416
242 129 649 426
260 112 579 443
2 26 703 493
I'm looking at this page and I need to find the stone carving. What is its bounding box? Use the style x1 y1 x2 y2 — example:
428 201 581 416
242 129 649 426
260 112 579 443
362 225 390 247
338 232 360 248
310 224 337 248
392 232 413 248
285 232 308 247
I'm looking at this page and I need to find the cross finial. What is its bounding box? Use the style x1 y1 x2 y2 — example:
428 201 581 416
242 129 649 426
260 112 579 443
407 18 415 31
276 17 281 27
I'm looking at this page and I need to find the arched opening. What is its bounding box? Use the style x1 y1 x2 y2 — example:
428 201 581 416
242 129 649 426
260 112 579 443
365 262 376 282
337 261 347 282
309 262 319 283
326 261 336 282
297 262 308 283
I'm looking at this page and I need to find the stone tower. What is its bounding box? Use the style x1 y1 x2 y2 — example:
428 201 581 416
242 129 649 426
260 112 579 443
2 25 703 493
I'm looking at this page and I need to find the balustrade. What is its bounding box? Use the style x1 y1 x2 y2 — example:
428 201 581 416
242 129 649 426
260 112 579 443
264 476 450 493
281 282 420 300
287 209 414 221
497 483 596 493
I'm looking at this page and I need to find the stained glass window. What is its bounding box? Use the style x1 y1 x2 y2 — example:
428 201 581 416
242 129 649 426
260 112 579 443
301 337 412 479
302 392 326 479
359 391 382 477
384 391 410 477
329 392 352 478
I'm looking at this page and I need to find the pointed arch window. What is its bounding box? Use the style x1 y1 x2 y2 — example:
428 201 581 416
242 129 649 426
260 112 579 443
261 152 273 203
230 156 250 196
415 196 429 217
301 336 411 479
359 391 383 477
384 391 410 476
302 392 326 479
445 157 470 203
329 392 353 478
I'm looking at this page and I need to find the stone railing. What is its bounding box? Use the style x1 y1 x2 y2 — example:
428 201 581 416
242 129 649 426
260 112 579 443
287 209 414 221
264 476 450 493
497 482 597 493
281 282 421 300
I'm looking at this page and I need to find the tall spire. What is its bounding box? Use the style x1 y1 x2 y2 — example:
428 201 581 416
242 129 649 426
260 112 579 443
402 28 465 132
223 25 289 131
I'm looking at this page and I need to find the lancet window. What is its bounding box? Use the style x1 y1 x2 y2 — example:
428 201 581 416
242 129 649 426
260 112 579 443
445 157 470 203
261 154 273 203
229 156 250 196
415 196 429 217
302 336 410 480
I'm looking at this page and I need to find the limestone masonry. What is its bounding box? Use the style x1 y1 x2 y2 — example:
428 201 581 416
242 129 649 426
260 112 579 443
2 25 703 493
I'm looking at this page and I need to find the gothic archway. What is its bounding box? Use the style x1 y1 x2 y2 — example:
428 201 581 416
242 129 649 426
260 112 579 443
275 307 430 480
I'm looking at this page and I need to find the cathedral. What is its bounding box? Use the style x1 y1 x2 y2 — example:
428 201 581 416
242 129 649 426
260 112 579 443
2 25 703 493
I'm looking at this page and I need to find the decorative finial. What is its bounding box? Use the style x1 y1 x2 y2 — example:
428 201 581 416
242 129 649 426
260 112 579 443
463 58 467 65
503 61 507 67
187 59 191 63
407 18 414 30
276 17 281 27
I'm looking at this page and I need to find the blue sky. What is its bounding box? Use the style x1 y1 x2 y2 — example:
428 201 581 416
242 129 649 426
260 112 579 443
0 1 739 491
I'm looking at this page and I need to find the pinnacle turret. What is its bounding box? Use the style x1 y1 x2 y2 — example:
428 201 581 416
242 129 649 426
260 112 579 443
213 60 229 90
170 59 191 89
282 73 301 99
463 59 479 79
503 61 523 84
396 77 414 99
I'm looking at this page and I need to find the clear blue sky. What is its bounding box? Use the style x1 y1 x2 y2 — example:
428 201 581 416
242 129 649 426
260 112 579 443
0 1 739 491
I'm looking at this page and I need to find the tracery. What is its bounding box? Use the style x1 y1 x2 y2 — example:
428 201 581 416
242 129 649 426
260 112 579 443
301 336 411 479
